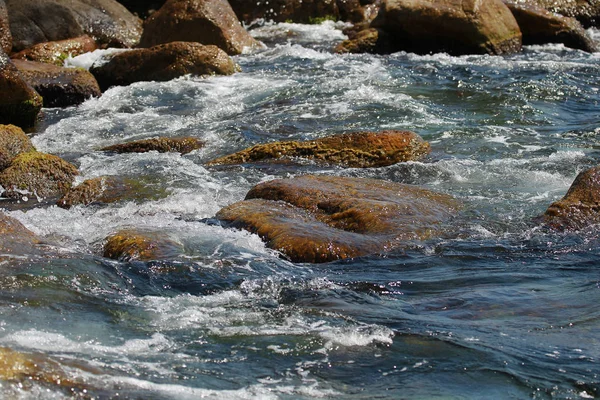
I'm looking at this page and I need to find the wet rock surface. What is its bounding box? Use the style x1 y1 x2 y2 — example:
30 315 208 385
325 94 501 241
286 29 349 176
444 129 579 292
216 175 460 263
532 0 600 28
101 136 204 154
207 130 430 168
10 36 98 65
0 51 42 128
103 229 184 261
0 124 35 170
0 212 41 255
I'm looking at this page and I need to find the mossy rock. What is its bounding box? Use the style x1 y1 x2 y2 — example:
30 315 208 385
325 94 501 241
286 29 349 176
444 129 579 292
0 151 78 199
103 230 184 261
10 35 98 65
217 175 460 263
207 130 430 168
100 136 204 154
0 52 43 128
0 124 35 170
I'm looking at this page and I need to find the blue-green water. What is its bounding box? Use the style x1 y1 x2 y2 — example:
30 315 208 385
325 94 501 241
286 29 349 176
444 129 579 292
1 21 599 399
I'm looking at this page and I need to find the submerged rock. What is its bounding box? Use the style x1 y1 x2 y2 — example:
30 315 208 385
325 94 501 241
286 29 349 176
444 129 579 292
216 175 460 263
504 0 597 52
206 130 430 168
6 0 142 51
0 212 41 255
103 230 184 261
13 60 101 107
0 51 43 128
10 36 98 66
139 0 262 55
90 42 238 91
0 0 11 54
542 166 600 230
0 151 78 199
0 124 35 170
101 136 204 154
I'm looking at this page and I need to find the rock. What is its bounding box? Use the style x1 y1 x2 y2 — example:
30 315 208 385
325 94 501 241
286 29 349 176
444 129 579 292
101 136 204 154
542 166 600 230
0 124 34 170
0 0 11 54
10 36 98 66
207 130 430 168
12 60 101 107
216 175 460 263
0 212 41 255
0 51 42 128
363 0 522 55
103 229 184 261
6 0 142 52
504 0 597 52
0 151 78 199
533 0 600 28
139 0 262 55
335 27 384 54
57 175 170 208
90 42 238 91
115 0 167 19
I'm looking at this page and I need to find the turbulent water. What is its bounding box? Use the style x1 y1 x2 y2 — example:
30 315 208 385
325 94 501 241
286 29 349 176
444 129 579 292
2 21 600 399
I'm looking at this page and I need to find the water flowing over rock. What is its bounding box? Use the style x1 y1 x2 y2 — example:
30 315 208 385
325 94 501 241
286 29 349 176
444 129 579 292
13 60 101 108
10 36 98 65
207 130 430 168
343 0 523 55
0 212 41 255
138 0 262 55
0 0 11 54
90 42 238 91
216 175 460 263
0 124 34 170
0 151 78 199
103 230 184 261
101 136 204 154
6 0 142 52
542 166 600 230
504 0 597 52
0 51 42 128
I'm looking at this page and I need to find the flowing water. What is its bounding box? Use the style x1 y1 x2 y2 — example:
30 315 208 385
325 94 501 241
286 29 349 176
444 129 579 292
1 21 600 399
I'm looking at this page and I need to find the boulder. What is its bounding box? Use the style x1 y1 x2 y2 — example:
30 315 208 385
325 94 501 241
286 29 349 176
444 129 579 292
0 124 34 170
57 175 170 208
216 175 460 263
0 151 78 199
138 0 262 55
13 60 101 107
115 0 167 19
6 0 142 52
0 212 41 255
504 0 597 52
362 0 522 55
335 27 384 54
90 41 238 91
101 136 204 154
532 0 600 28
0 51 42 128
103 229 184 261
542 166 600 230
206 130 430 168
0 0 11 54
10 36 98 65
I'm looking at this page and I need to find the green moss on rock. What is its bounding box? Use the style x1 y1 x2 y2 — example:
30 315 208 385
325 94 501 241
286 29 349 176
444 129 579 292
0 124 35 170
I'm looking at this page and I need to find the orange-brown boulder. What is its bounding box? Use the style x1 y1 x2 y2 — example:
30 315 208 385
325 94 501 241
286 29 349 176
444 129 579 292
10 36 98 65
139 0 262 55
542 166 600 230
216 175 460 263
530 0 600 28
0 124 35 170
101 136 204 154
103 230 184 261
0 51 42 128
207 130 430 168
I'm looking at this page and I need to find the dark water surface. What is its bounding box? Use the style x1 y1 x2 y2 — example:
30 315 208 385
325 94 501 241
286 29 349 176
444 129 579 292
1 22 599 399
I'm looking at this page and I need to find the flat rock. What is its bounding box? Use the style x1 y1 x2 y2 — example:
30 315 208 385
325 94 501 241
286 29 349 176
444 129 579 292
0 124 35 170
216 175 460 263
11 36 98 65
103 229 184 261
139 0 262 55
13 60 101 107
90 41 238 91
0 51 42 128
101 136 204 154
207 130 430 168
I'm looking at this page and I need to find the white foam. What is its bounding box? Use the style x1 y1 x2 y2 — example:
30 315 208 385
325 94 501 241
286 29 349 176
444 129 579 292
65 48 130 70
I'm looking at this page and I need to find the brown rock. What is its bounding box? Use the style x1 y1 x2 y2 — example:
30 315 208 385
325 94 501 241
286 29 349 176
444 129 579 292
542 166 600 230
0 0 11 54
369 0 522 55
6 0 142 52
0 212 41 255
13 60 101 107
216 175 459 263
0 51 42 128
207 130 430 168
139 0 262 55
0 151 78 199
0 124 34 170
103 229 184 261
101 136 204 154
335 28 384 54
533 0 600 28
504 0 597 52
10 36 98 65
115 0 167 19
90 42 238 91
